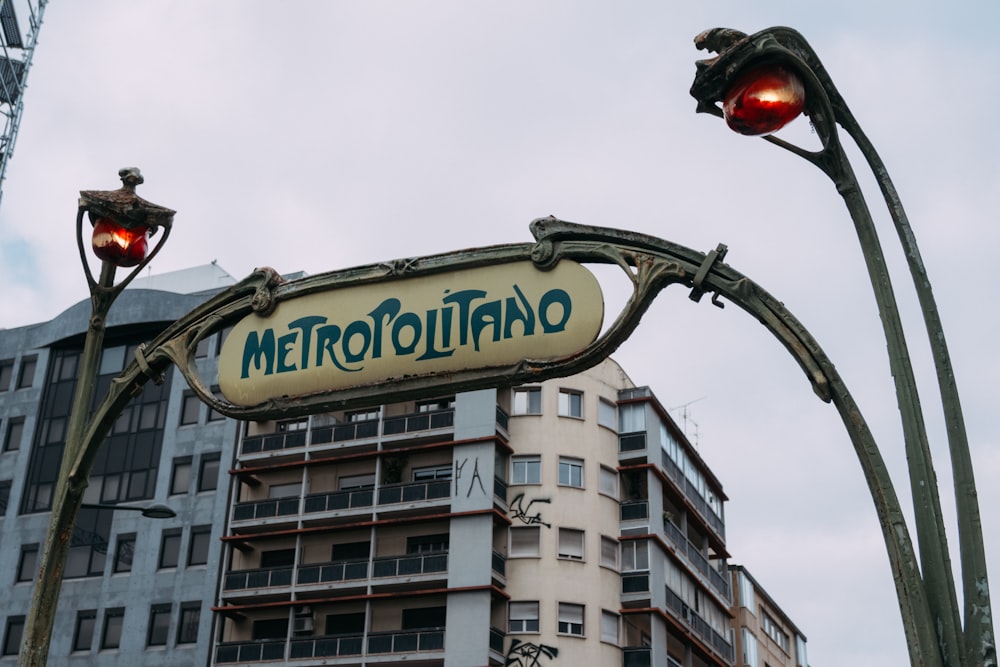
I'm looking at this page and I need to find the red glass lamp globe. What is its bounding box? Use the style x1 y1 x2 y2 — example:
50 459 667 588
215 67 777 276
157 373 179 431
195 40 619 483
722 64 806 136
91 217 150 267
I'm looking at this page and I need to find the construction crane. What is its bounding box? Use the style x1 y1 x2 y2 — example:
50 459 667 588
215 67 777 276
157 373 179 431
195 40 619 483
0 0 46 208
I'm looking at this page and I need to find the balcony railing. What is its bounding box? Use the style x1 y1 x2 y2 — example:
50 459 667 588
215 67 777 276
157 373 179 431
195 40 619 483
619 432 647 453
289 633 363 658
383 409 453 435
303 487 375 514
225 566 294 591
620 500 649 521
662 520 731 601
232 496 299 521
218 629 446 663
489 626 505 654
367 628 445 654
495 405 509 431
296 558 369 585
216 639 285 663
622 572 650 594
372 552 447 578
664 586 734 663
377 479 451 505
623 647 651 667
494 475 507 503
492 550 506 577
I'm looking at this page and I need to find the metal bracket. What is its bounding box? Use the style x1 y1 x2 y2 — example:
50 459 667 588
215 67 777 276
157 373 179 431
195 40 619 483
689 242 728 307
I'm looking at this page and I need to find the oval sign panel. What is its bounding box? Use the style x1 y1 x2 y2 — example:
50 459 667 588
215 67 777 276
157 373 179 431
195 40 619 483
218 260 603 406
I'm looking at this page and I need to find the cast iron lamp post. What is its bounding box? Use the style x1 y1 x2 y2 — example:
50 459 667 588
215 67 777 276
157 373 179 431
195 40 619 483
79 502 177 519
690 26 995 667
19 168 175 666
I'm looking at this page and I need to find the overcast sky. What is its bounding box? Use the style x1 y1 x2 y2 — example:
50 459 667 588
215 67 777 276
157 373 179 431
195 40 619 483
1 2 997 665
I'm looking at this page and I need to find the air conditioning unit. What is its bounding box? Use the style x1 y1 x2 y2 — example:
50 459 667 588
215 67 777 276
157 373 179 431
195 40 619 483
293 616 314 634
294 605 313 617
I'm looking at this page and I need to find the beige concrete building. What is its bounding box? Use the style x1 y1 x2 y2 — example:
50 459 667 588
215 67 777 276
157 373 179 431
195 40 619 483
211 357 760 667
730 566 809 667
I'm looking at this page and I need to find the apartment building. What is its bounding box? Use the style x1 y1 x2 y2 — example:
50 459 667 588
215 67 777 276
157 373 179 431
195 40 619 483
730 566 809 667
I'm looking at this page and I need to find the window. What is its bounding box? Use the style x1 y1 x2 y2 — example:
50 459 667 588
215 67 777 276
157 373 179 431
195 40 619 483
558 457 583 488
169 457 192 495
412 465 452 482
100 346 126 375
510 526 541 557
347 408 379 422
407 533 449 554
195 336 211 358
401 606 447 630
742 627 759 666
198 454 220 492
159 529 182 569
102 608 125 650
4 417 24 452
599 466 618 498
600 536 619 570
557 528 585 560
16 356 36 389
114 534 136 573
252 617 288 640
601 610 619 644
325 612 364 636
207 386 226 422
269 481 303 497
558 389 583 418
598 398 617 430
17 544 38 582
417 397 454 412
337 474 373 491
177 603 200 644
508 601 539 633
511 456 540 485
762 612 790 652
188 525 211 566
558 603 584 636
619 403 645 433
179 391 200 425
147 604 171 647
0 359 13 391
260 548 296 568
3 616 24 656
0 479 9 514
65 509 109 579
621 539 649 571
512 387 541 415
73 610 97 652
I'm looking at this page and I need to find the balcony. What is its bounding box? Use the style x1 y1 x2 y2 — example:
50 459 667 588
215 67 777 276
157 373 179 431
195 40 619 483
240 407 456 458
225 566 294 592
623 647 651 667
215 639 285 663
664 586 734 663
622 572 650 595
303 487 375 514
216 629 446 663
372 552 448 578
232 496 300 522
377 479 451 506
620 500 649 522
296 559 369 585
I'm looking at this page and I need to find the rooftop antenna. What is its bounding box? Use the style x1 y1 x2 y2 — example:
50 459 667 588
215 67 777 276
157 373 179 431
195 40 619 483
669 396 706 447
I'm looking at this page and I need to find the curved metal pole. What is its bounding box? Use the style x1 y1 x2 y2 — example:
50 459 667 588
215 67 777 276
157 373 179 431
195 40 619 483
690 27 995 665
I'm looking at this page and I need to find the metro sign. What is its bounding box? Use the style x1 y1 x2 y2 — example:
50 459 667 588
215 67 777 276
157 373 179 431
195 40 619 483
218 259 603 406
